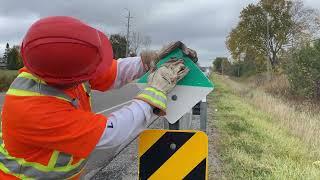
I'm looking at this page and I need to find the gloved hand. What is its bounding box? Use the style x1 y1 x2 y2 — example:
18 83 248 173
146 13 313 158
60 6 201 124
158 41 198 63
135 58 189 116
140 50 159 72
140 41 197 73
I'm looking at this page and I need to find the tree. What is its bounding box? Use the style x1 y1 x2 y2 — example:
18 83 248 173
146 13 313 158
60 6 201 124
142 35 152 50
287 39 320 99
6 45 23 70
130 32 143 54
290 0 320 46
109 34 127 59
130 32 152 54
226 0 319 70
3 43 10 65
212 57 230 74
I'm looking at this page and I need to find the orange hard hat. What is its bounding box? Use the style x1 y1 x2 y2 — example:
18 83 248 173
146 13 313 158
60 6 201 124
21 16 113 85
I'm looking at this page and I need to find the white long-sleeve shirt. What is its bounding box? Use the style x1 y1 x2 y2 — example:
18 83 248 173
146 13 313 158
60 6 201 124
95 57 155 150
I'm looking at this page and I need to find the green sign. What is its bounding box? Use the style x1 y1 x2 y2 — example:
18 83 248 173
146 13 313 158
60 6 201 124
137 48 214 88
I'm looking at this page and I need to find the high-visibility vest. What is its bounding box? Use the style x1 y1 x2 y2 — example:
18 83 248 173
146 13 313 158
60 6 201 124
0 72 92 179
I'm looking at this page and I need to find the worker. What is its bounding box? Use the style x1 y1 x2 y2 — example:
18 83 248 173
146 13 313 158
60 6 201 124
0 16 198 179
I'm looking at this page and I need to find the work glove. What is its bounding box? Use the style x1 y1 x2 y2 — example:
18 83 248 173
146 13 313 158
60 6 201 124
135 58 189 116
140 50 159 72
158 41 198 63
140 41 197 72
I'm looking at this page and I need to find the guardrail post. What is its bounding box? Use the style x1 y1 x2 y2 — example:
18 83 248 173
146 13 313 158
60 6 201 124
200 98 207 132
164 109 192 130
169 120 180 130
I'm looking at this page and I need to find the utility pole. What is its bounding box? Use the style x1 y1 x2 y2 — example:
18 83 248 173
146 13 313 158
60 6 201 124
124 8 133 57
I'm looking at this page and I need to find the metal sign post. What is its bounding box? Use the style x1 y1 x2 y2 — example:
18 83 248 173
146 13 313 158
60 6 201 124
200 98 208 132
168 121 180 130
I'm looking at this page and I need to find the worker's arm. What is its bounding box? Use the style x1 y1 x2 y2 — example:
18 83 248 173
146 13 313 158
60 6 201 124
95 59 189 149
111 57 145 89
96 99 153 149
90 57 145 91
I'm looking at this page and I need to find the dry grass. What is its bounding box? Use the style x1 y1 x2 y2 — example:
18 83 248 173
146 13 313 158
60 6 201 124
210 74 320 179
220 74 320 157
260 74 290 96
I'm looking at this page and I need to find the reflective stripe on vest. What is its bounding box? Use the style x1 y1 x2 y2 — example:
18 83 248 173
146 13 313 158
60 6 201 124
0 134 87 180
6 72 82 108
6 72 92 109
1 72 92 179
82 82 92 108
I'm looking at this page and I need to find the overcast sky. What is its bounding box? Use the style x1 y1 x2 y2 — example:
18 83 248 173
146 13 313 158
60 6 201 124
0 0 319 66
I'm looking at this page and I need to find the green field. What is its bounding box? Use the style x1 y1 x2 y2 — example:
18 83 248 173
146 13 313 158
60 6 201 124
209 74 320 179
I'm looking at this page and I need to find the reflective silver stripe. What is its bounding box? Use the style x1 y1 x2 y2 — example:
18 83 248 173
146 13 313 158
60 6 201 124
140 89 167 105
9 77 80 108
0 151 87 180
10 77 73 102
83 82 92 109
83 82 91 95
54 152 72 168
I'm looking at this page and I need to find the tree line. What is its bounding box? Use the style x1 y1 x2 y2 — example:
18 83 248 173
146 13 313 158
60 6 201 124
213 0 320 100
2 43 23 70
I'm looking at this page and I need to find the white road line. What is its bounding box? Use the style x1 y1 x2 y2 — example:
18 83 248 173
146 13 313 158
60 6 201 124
97 100 133 114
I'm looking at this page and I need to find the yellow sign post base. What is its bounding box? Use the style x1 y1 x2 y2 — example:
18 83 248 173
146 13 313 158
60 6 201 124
138 129 208 180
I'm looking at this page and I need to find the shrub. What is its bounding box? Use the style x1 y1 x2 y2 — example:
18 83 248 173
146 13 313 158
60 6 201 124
286 40 320 99
0 70 18 91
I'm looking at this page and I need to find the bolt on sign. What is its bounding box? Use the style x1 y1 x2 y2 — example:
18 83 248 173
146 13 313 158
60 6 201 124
137 47 214 124
138 130 208 180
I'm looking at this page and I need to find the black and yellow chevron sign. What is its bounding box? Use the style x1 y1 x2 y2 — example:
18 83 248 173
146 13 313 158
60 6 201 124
138 129 208 180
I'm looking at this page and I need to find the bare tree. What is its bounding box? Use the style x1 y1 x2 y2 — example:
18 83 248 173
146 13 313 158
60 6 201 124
142 35 152 50
290 0 320 46
130 32 152 54
130 32 143 54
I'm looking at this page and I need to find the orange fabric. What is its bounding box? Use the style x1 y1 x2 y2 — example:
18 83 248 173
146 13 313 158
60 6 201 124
0 63 119 179
0 171 18 180
90 59 117 91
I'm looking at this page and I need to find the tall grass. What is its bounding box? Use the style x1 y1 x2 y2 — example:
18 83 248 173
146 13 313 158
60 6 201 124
209 74 320 179
220 74 320 158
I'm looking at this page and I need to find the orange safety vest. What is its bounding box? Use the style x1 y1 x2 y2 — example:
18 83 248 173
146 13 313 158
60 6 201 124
0 62 117 179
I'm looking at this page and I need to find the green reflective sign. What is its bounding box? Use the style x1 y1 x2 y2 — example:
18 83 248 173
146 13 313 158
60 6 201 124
137 48 214 88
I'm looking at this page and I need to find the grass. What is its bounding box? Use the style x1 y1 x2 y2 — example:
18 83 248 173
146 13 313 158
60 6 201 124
222 74 320 153
0 69 18 91
209 73 320 179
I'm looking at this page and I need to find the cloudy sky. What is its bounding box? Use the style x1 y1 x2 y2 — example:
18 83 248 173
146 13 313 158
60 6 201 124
0 0 319 66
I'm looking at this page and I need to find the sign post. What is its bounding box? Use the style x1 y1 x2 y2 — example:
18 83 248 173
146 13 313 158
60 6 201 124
138 130 208 180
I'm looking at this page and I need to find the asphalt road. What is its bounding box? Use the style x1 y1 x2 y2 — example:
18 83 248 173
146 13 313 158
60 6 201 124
0 84 139 112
